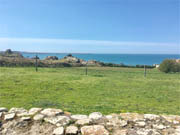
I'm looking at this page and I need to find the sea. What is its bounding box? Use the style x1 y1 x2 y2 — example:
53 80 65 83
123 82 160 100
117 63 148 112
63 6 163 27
22 53 180 66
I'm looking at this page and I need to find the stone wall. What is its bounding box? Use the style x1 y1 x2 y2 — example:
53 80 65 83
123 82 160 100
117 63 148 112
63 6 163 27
0 107 180 135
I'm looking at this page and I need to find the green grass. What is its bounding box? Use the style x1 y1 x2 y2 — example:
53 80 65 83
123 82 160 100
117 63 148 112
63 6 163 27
0 67 180 115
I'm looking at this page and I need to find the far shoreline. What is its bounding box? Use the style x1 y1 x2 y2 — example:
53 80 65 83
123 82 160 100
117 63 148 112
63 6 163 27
1 50 179 55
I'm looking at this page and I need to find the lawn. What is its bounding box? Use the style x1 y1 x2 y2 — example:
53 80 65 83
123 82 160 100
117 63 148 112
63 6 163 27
0 67 179 115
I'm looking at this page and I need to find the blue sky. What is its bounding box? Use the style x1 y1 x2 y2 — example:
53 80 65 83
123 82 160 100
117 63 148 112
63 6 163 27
0 0 179 54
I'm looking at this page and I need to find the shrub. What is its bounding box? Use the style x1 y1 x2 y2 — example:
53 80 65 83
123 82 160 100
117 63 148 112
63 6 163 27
5 49 13 54
159 59 180 73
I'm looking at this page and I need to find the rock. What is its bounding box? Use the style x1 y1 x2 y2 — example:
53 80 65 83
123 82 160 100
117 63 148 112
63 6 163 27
1 120 18 134
63 55 80 63
161 115 180 124
17 112 29 117
173 120 180 124
175 126 180 135
105 115 113 119
135 121 146 127
89 112 106 124
33 114 45 121
1 108 180 135
44 116 70 126
81 125 109 135
45 56 58 60
9 108 28 117
44 116 59 125
76 118 91 126
153 124 166 130
106 117 127 132
9 108 27 113
106 116 127 127
162 128 176 135
106 114 128 129
1 120 55 134
53 127 64 135
41 108 63 116
119 113 144 122
71 114 88 120
21 116 31 121
29 108 42 115
136 129 161 135
136 129 150 135
89 112 103 120
105 114 121 131
119 120 127 127
87 60 101 66
0 107 8 112
113 129 128 135
66 126 78 134
144 114 160 120
16 120 29 128
4 113 16 120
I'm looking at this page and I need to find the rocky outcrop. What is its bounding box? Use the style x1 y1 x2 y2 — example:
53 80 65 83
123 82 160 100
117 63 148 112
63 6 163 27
0 51 156 68
86 60 102 66
0 49 24 58
45 56 59 60
0 107 180 135
61 55 103 66
62 55 85 64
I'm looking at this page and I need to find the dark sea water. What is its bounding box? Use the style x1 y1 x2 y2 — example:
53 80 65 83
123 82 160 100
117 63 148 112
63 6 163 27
22 52 180 66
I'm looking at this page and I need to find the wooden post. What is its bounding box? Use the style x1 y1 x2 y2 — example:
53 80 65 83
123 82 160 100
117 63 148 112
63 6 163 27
35 55 38 72
144 65 146 77
85 66 87 75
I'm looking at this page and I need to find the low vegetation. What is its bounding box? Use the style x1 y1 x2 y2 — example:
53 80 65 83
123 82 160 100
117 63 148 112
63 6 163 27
159 59 180 73
0 49 23 58
0 67 179 115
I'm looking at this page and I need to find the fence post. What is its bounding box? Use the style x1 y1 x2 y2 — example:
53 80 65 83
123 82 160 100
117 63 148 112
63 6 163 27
144 65 146 77
35 55 38 72
85 62 88 75
85 66 87 75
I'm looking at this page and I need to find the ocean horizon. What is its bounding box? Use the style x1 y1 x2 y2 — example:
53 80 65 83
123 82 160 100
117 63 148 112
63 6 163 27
21 52 180 66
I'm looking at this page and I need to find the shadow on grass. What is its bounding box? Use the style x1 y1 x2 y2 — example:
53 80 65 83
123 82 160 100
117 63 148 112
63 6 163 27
31 100 61 108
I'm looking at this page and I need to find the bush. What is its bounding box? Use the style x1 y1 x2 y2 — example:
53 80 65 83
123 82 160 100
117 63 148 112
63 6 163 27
159 59 180 73
5 49 13 54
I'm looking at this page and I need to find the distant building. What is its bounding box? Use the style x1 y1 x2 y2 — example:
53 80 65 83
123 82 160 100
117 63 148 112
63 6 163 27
156 64 160 68
153 64 160 68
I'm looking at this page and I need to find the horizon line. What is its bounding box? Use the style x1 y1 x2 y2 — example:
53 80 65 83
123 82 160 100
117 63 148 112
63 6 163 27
1 50 179 55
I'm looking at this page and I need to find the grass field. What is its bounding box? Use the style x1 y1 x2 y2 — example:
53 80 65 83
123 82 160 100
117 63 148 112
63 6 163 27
0 67 179 115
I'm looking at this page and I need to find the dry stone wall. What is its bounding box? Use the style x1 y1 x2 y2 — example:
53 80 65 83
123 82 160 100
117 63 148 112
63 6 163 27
0 107 180 135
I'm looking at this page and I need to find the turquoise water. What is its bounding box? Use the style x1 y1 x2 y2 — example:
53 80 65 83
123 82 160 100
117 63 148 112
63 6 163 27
22 53 180 66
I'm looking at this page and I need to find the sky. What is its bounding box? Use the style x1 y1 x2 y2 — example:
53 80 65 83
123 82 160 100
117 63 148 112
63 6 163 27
0 0 179 54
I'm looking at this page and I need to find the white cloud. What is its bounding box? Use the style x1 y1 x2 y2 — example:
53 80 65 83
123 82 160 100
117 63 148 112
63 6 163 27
0 37 179 54
0 37 178 46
